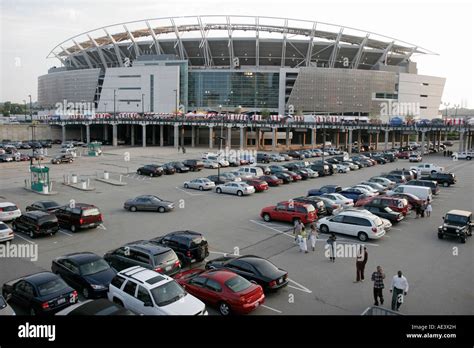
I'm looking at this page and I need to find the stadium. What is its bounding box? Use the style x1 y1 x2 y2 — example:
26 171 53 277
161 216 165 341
38 15 445 120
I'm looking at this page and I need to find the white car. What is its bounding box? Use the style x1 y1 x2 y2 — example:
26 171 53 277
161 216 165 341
230 171 253 180
409 154 422 162
409 163 444 175
0 202 21 222
219 172 241 182
317 210 386 241
207 156 229 167
269 154 285 162
201 152 220 159
336 164 350 173
215 182 255 196
0 222 14 242
353 185 379 195
184 178 216 191
321 193 354 208
342 161 359 170
380 217 392 232
453 151 474 160
202 159 219 169
107 266 207 315
368 177 396 189
304 168 319 178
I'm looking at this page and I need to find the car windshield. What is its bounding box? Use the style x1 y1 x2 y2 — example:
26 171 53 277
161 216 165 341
37 278 68 296
225 275 252 293
445 214 468 225
150 281 186 307
149 196 163 202
250 258 279 275
79 259 110 276
0 223 9 230
42 201 59 208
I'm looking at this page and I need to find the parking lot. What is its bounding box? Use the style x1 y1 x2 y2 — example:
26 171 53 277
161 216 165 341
0 145 473 315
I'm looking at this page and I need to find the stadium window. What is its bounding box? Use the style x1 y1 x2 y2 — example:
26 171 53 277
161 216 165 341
422 83 429 86
420 106 428 109
118 87 141 90
420 95 428 97
118 75 141 78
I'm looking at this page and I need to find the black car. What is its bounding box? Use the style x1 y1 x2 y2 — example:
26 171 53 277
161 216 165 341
382 153 397 162
295 169 309 180
104 241 181 276
56 298 135 315
182 159 204 171
380 174 406 184
307 185 342 197
292 196 327 216
205 255 288 291
207 175 231 185
326 158 340 164
438 210 473 243
51 252 116 299
161 163 176 175
421 172 456 187
147 230 209 266
390 170 415 181
137 164 164 177
371 155 387 164
51 154 74 164
12 211 59 239
309 163 330 176
29 141 43 149
363 205 403 223
274 171 292 184
287 151 305 160
282 163 301 171
40 140 53 148
256 153 271 163
26 200 61 213
2 272 78 315
406 179 440 195
166 161 190 173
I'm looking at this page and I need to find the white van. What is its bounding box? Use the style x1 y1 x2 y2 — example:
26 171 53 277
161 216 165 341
388 185 432 202
237 166 264 178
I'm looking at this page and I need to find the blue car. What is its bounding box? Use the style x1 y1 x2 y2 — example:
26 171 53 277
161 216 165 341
339 187 373 203
308 185 342 197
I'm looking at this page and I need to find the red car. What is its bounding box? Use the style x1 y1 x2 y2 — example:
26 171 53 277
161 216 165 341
258 175 283 187
396 151 410 159
286 171 302 181
357 196 410 216
245 179 269 192
261 201 317 224
174 269 265 315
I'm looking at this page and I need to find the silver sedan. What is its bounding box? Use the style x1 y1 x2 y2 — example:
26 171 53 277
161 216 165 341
184 178 216 191
215 182 256 196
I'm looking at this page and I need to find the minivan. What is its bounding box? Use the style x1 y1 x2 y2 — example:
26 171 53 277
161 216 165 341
237 166 264 177
317 211 386 241
406 180 440 195
12 211 59 238
388 185 432 202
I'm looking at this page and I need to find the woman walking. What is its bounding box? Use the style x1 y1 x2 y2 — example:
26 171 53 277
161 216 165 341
425 199 432 217
309 223 319 252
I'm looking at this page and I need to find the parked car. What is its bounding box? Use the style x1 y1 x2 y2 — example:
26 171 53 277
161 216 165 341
203 159 219 169
317 210 386 241
0 295 15 315
0 202 21 222
438 210 473 243
387 185 432 203
406 179 440 195
390 170 415 181
255 165 271 175
274 171 292 184
410 163 445 175
269 165 288 174
379 174 407 184
55 204 103 232
237 166 265 178
0 154 14 162
285 170 302 181
368 177 396 189
260 201 317 224
307 185 342 197
104 241 181 276
308 196 342 215
0 222 14 243
258 175 283 186
12 211 59 238
391 193 423 211
124 195 174 213
219 172 241 182
453 151 474 160
256 153 271 163
165 161 190 173
396 151 410 159
362 205 404 223
244 179 269 192
360 181 387 194
184 178 215 191
421 172 456 187
215 182 255 196
205 255 288 292
356 196 410 216
409 153 422 162
336 164 350 173
287 150 305 160
2 272 78 315
161 163 176 175
148 230 209 266
137 164 164 177
51 154 74 164
309 163 330 176
26 200 61 213
182 159 204 172
206 156 229 167
269 154 285 162
55 298 135 316
174 269 265 315
339 187 374 203
17 153 30 162
442 141 454 147
321 193 354 208
207 175 231 185
279 153 293 161
292 196 327 216
51 252 116 299
107 266 207 315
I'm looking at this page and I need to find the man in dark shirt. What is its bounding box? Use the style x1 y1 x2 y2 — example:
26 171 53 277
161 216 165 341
371 266 386 306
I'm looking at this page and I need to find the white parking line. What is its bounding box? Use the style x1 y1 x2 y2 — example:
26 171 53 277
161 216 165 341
261 304 282 314
288 278 312 294
14 234 36 244
249 220 294 239
97 224 107 230
58 230 73 237
175 187 203 196
208 250 230 256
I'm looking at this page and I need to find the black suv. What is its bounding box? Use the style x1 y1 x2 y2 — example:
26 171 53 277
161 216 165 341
438 210 473 243
165 161 190 173
161 163 176 175
421 172 456 187
256 153 271 163
182 159 204 171
12 211 59 238
287 150 305 160
104 241 181 276
137 164 164 177
309 163 330 176
51 154 74 164
148 230 209 266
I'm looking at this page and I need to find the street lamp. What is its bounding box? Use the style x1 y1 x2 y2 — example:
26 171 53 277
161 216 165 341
28 94 32 123
454 104 460 117
141 93 145 116
113 89 117 122
23 100 27 120
443 102 450 121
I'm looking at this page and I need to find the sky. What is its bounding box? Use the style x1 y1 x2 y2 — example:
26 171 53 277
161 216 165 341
0 0 473 108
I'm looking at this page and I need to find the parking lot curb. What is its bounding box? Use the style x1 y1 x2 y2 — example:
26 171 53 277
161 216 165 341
62 183 96 191
95 178 127 186
22 187 58 195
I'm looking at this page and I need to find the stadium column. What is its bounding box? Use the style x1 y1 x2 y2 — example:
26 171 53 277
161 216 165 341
85 124 90 144
458 130 464 152
103 125 108 142
285 128 290 149
173 124 179 149
368 133 372 150
239 126 245 150
61 124 66 143
272 127 277 151
375 132 379 151
336 132 340 149
384 130 389 151
444 131 448 142
256 129 260 150
420 131 426 155
160 125 164 147
227 126 232 149
344 130 348 151
191 126 195 148
348 129 353 155
357 130 361 153
436 131 441 152
131 125 135 146
142 124 146 147
311 127 316 149
209 126 214 149
152 125 156 145
112 124 117 147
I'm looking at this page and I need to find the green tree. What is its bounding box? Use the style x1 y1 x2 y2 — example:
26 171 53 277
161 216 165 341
261 108 270 119
2 101 11 116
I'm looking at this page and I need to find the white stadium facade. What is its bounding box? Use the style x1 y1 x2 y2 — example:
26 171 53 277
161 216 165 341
38 15 446 120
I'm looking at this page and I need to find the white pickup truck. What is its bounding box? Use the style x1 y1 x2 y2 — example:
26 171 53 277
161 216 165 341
453 151 474 160
410 163 444 174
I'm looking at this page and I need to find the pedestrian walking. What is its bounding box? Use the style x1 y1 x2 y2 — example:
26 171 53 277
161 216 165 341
309 223 319 252
420 201 426 218
293 219 303 242
425 199 432 217
327 233 337 262
390 270 409 311
371 266 386 306
298 225 308 253
443 150 447 157
182 146 186 154
354 246 368 282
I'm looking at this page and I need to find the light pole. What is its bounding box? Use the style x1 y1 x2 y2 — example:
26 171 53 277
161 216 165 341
104 102 107 114
141 93 145 116
443 102 450 121
28 94 32 123
23 100 27 120
113 89 117 121
454 104 460 117
219 104 223 150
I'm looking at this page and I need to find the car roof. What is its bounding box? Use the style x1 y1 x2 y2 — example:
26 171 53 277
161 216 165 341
165 230 202 239
25 211 53 218
124 241 171 254
446 210 472 217
60 252 101 264
0 202 16 207
118 266 171 287
339 210 378 219
24 272 59 284
203 269 238 282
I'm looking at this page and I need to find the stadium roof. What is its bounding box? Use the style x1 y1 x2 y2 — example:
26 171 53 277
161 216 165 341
47 15 437 70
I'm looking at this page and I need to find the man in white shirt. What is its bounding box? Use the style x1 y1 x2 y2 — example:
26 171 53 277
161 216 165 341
390 270 409 311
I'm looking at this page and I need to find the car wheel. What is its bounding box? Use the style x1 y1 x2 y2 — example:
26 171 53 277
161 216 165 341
237 190 243 197
218 302 231 316
460 237 466 243
431 170 436 174
443 182 449 187
158 206 166 213
358 232 368 242
137 170 142 175
30 308 38 316
184 183 189 189
199 186 203 191
83 287 90 299
320 225 329 234
70 225 76 233
29 230 35 239
263 213 271 222
150 173 154 177
130 206 137 212
216 188 222 194
438 233 443 239
112 298 124 307
467 157 471 160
